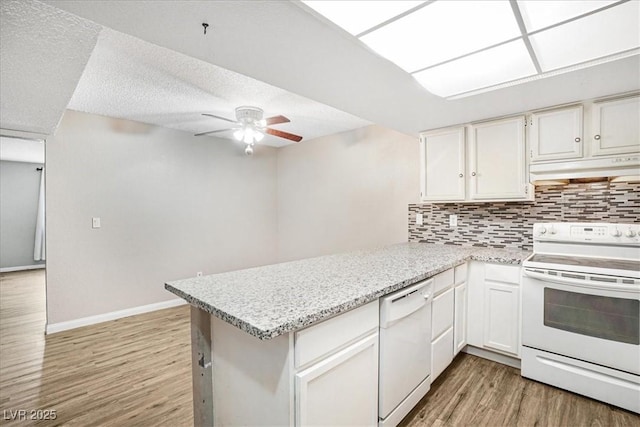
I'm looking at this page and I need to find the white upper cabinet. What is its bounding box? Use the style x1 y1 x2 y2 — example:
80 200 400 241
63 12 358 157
469 116 528 200
530 105 583 162
591 95 640 157
420 119 530 202
420 127 466 201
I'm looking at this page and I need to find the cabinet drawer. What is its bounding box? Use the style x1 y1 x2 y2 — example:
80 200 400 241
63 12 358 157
432 287 454 339
485 263 520 285
454 263 467 285
295 300 378 368
431 327 454 382
433 268 454 295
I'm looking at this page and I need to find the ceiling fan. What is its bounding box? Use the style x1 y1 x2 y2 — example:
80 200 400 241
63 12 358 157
195 106 303 155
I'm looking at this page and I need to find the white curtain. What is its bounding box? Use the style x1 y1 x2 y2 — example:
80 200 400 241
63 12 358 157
34 167 45 261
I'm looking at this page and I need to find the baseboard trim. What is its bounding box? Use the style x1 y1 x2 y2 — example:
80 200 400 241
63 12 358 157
45 298 187 334
463 345 521 369
0 264 45 273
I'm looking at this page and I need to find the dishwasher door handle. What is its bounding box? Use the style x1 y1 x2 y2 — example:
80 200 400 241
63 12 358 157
380 280 433 327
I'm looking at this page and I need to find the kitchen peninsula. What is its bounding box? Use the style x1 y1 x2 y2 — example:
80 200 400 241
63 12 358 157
165 243 530 426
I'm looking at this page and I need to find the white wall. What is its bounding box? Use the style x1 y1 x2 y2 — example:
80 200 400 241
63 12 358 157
46 111 278 324
276 125 419 262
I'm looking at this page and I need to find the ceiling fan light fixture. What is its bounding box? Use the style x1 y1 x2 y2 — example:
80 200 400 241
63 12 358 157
233 129 244 141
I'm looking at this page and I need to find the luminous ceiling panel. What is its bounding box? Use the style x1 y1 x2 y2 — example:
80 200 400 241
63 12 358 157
360 0 521 72
413 39 537 98
530 0 640 72
517 0 619 32
301 1 425 36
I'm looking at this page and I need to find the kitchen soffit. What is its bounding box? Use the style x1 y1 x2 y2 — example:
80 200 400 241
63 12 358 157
302 0 640 99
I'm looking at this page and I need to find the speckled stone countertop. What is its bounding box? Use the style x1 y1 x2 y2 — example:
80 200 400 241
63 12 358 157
165 243 530 340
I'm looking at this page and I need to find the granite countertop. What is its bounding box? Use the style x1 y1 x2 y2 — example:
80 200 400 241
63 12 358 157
165 243 531 340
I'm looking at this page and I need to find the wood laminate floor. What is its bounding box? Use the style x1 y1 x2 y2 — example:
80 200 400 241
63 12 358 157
1 270 638 426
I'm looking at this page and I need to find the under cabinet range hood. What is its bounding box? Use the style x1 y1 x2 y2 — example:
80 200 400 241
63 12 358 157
530 155 640 185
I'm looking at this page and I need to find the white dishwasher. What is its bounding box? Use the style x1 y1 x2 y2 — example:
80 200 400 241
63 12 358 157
379 279 433 427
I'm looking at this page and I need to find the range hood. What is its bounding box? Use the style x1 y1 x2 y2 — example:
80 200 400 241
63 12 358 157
530 155 640 185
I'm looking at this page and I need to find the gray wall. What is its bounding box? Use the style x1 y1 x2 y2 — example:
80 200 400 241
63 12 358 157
46 114 420 326
0 160 45 269
46 111 279 324
276 125 420 261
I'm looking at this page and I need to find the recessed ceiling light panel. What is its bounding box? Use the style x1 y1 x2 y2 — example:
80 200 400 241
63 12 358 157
530 0 640 72
413 39 537 97
517 0 619 32
301 1 425 36
360 0 521 72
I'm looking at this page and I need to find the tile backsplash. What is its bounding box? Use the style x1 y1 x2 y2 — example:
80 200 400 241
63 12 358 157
408 181 639 251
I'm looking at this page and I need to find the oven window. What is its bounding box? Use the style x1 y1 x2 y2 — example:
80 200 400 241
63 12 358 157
544 288 639 345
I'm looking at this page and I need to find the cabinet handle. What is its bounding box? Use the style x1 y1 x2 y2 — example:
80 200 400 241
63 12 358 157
575 137 581 143
459 173 463 178
594 134 601 140
471 172 476 176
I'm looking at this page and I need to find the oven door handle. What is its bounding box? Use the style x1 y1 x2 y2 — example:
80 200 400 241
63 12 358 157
522 268 639 293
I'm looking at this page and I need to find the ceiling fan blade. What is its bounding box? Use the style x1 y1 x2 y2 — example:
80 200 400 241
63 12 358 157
202 113 237 123
264 115 290 126
265 128 303 142
194 128 235 137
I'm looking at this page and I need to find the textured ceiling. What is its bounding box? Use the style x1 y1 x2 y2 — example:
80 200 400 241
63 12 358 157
0 0 100 136
42 0 640 136
68 29 371 148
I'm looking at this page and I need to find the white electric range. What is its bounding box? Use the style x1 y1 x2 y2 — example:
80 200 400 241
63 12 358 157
521 222 640 413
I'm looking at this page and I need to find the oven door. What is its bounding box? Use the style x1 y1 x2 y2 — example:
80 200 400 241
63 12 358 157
522 268 640 375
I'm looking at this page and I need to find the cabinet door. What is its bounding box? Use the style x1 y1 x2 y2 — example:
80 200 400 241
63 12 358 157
295 333 378 426
469 116 527 200
421 127 466 201
592 95 640 156
483 282 519 356
431 327 454 382
432 287 454 339
530 106 583 162
465 262 484 348
454 283 467 355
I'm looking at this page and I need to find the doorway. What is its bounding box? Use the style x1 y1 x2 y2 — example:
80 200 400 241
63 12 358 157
0 135 47 334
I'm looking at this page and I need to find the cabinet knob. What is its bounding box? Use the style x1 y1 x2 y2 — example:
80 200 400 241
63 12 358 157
471 172 476 176
575 137 581 143
459 173 463 178
594 134 601 140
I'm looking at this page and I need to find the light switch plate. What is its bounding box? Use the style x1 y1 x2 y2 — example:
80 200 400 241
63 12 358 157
416 213 423 225
449 215 458 227
92 217 101 228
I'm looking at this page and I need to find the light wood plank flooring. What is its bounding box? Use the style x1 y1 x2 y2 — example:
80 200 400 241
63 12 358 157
1 270 638 426
0 270 192 426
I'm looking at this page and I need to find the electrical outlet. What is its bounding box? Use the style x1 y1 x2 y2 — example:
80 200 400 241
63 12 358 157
196 272 203 277
416 213 423 225
449 214 458 227
92 217 101 228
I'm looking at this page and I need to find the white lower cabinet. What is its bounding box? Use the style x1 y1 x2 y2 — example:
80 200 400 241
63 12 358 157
431 327 454 381
295 333 378 427
430 267 459 382
466 261 521 358
483 282 519 355
210 301 379 427
432 288 454 339
453 282 467 355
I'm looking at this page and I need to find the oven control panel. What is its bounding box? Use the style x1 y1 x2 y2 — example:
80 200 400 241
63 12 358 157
570 226 607 238
534 222 640 244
